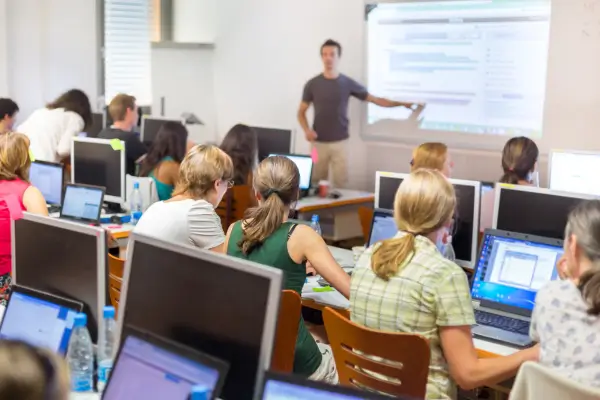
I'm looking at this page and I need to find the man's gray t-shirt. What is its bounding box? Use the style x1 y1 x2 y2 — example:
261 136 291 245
302 74 368 142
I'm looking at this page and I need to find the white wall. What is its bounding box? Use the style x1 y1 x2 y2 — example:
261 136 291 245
173 0 216 43
0 0 8 96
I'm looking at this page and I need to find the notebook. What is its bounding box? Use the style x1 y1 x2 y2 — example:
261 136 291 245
59 183 105 224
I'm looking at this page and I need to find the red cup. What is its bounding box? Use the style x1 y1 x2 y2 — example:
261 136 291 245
318 180 330 198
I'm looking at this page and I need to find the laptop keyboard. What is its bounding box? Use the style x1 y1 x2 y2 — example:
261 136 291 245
474 310 530 335
47 205 61 214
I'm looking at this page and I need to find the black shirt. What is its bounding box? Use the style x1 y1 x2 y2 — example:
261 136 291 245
98 128 147 175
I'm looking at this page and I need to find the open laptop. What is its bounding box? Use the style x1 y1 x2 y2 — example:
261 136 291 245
269 153 313 197
29 161 64 214
261 372 414 399
59 183 105 225
367 208 396 247
471 229 564 348
103 325 229 400
0 284 83 356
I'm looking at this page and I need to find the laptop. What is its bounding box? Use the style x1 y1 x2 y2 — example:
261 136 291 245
0 284 83 356
103 325 229 400
59 183 105 225
260 372 415 399
471 229 564 348
367 208 396 247
29 161 64 214
269 153 313 198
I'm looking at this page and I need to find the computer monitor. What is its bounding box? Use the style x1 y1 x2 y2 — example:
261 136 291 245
253 127 293 161
472 229 563 315
0 284 83 356
104 325 229 399
28 161 64 206
71 137 126 205
120 233 283 400
367 209 396 247
269 154 313 190
141 116 184 147
60 184 105 224
12 213 107 342
548 149 600 196
374 171 405 210
85 112 105 138
493 184 595 239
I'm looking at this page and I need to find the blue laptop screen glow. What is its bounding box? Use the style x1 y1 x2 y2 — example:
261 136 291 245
269 154 312 190
263 380 365 400
0 292 77 355
368 211 397 247
61 186 103 220
29 162 63 205
471 234 563 311
103 335 221 399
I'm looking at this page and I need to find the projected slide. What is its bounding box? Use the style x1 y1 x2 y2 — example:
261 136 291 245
549 151 600 196
366 0 551 137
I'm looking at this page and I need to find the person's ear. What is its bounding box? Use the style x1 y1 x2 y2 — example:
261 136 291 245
255 190 263 202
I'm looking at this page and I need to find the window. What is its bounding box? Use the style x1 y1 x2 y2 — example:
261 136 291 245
104 0 153 106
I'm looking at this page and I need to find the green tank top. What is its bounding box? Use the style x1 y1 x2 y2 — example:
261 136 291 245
227 221 322 376
149 157 175 201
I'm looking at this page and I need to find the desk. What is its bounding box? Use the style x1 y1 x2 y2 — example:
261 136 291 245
297 189 374 242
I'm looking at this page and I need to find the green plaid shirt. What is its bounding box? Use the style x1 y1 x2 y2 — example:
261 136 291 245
350 232 475 400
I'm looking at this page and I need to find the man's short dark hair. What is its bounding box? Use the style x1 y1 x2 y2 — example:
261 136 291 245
0 98 19 120
321 39 342 56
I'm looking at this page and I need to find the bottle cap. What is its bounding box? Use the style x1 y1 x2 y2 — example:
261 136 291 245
134 182 140 189
74 313 87 327
103 306 116 319
311 214 319 221
190 386 209 400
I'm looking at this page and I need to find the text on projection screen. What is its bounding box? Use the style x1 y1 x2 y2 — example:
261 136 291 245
366 1 551 139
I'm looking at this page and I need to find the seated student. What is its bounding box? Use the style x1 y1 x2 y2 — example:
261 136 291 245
139 121 189 201
480 136 539 231
0 340 69 400
411 142 453 178
0 132 48 304
98 94 147 176
224 156 350 383
18 89 92 163
134 145 233 252
351 169 538 400
531 200 600 388
0 98 19 134
219 124 258 185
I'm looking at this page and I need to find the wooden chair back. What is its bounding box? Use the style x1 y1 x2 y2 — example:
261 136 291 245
358 207 374 244
271 290 302 373
323 307 430 398
108 253 125 316
216 185 253 231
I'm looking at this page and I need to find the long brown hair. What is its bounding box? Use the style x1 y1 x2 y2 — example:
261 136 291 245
47 89 92 132
565 200 600 316
411 142 448 172
371 169 456 280
219 124 258 185
0 132 31 182
500 137 539 184
238 156 299 254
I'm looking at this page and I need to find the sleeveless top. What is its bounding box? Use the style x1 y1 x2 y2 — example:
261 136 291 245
149 156 175 201
227 221 323 376
0 179 30 275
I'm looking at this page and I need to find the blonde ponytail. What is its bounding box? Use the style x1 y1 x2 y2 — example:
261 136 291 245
372 234 416 281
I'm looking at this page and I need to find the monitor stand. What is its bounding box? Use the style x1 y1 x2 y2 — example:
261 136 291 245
104 201 126 215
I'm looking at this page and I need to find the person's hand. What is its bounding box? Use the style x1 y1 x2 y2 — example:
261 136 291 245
306 262 317 276
521 343 540 362
304 130 318 142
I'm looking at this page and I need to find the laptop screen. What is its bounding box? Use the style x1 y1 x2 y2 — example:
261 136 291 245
61 185 104 222
368 210 397 247
104 335 222 399
0 291 77 355
29 162 63 205
471 233 563 311
263 379 366 400
269 154 313 190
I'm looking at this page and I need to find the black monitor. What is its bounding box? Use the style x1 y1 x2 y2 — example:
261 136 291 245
253 127 293 161
140 116 183 147
86 112 105 138
493 185 593 239
375 172 404 210
120 234 283 400
11 213 107 342
71 137 126 205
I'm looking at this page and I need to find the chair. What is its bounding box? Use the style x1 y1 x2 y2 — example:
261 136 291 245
271 290 302 373
108 253 125 316
216 185 253 231
323 307 430 398
511 361 600 400
358 207 374 244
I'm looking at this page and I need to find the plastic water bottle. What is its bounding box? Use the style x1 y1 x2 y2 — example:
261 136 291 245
97 306 116 392
310 214 322 236
189 386 210 400
130 182 143 225
67 313 94 393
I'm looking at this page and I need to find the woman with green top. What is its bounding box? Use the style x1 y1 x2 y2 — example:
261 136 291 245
224 156 350 383
139 121 188 201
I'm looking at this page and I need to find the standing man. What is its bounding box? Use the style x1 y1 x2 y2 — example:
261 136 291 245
298 39 419 188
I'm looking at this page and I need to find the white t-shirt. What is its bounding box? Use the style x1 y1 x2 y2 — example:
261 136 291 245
17 108 84 163
133 199 225 250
